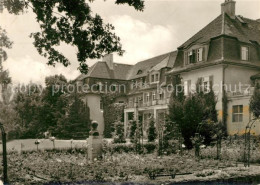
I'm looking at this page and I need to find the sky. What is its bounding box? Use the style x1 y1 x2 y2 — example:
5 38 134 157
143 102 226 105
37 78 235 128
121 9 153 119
0 0 260 85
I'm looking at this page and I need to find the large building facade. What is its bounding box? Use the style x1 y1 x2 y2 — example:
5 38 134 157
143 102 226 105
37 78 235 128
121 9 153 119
75 0 260 137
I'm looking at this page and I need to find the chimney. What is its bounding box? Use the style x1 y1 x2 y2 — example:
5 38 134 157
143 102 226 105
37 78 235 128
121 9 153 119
102 53 114 70
221 0 236 19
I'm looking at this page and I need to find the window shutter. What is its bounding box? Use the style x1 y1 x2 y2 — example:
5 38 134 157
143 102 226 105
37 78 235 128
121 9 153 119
202 47 205 61
184 52 187 65
192 50 196 63
188 80 191 94
198 48 203 62
197 77 203 92
209 75 214 90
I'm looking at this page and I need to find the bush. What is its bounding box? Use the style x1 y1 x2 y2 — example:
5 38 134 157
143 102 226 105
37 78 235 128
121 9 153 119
113 121 126 144
147 119 157 142
143 143 156 154
106 143 135 154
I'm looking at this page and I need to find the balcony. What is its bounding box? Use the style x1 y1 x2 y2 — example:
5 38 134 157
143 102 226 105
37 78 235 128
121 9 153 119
226 87 255 98
126 98 170 109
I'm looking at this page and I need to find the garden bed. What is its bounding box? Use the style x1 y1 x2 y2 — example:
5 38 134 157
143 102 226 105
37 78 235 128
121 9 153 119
4 149 258 184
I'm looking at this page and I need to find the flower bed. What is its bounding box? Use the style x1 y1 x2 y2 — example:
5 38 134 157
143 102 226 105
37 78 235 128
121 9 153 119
4 148 238 184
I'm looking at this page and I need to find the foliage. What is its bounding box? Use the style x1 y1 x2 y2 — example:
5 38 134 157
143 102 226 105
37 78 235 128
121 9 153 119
147 118 157 142
56 94 91 139
168 76 218 148
5 149 238 184
102 93 125 138
250 84 260 119
14 83 45 138
163 117 183 154
14 75 91 139
3 0 145 73
129 120 137 143
200 135 260 163
0 27 13 66
113 121 126 143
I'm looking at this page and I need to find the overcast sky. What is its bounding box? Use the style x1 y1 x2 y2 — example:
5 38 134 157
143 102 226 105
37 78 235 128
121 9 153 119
1 0 260 85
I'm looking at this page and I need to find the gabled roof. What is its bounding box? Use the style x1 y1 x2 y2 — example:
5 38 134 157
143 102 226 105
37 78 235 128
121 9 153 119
179 13 260 49
179 14 223 49
127 51 177 80
76 50 178 81
76 62 132 81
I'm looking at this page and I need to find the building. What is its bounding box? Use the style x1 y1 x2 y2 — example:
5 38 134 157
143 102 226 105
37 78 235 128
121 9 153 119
75 0 260 136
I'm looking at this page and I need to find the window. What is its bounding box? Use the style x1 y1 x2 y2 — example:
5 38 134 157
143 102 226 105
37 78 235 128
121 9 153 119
202 76 210 93
188 50 195 64
184 80 191 96
232 105 243 122
97 82 102 91
241 46 249 61
150 73 160 83
100 100 103 110
159 91 164 100
197 48 203 62
129 98 133 107
152 92 156 101
155 74 159 81
151 75 155 83
111 84 117 92
118 101 124 104
186 48 204 64
137 70 143 75
146 93 150 102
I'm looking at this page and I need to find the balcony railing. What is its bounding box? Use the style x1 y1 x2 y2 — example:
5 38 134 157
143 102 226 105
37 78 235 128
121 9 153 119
226 87 255 97
126 98 170 108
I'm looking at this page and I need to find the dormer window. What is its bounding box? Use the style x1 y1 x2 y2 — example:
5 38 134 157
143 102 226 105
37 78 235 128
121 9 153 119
137 70 143 75
186 47 204 65
188 50 196 64
150 72 160 83
241 46 249 61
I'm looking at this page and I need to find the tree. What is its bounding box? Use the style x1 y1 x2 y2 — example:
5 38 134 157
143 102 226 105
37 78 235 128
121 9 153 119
147 118 156 142
2 0 145 73
113 121 126 143
14 83 43 138
129 120 137 143
168 76 218 148
250 83 260 119
40 74 69 136
102 93 125 138
0 27 13 67
57 94 91 139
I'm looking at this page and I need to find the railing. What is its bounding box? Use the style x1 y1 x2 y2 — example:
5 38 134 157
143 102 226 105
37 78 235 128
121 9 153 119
126 98 170 108
226 87 255 97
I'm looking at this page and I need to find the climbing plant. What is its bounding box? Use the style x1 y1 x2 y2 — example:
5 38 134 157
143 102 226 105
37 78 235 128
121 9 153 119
102 93 126 138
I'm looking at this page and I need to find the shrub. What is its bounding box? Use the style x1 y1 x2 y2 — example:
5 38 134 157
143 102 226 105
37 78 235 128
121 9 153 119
147 119 157 142
113 121 126 144
143 143 156 154
106 143 135 154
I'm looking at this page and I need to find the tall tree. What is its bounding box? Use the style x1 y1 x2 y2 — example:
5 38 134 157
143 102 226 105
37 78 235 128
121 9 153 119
14 83 43 138
2 0 145 73
250 83 260 119
147 118 156 142
168 76 218 148
40 74 69 136
57 94 91 139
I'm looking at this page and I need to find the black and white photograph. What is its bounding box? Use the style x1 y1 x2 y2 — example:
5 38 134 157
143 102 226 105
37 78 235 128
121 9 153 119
0 0 260 184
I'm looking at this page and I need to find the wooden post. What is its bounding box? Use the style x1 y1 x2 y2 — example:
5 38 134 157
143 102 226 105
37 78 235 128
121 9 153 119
0 123 8 183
